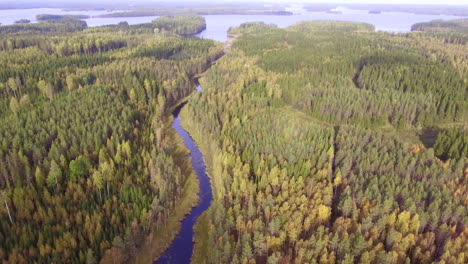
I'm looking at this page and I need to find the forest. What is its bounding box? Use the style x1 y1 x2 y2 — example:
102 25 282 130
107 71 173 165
36 14 91 21
0 7 467 264
99 9 292 18
182 21 467 264
304 4 468 16
0 15 224 263
412 19 468 35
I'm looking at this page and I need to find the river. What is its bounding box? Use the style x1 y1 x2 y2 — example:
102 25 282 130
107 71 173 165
1 5 465 263
154 85 212 264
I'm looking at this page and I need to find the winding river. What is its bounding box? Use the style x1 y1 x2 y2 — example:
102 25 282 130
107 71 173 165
154 85 212 264
1 4 465 264
147 6 467 262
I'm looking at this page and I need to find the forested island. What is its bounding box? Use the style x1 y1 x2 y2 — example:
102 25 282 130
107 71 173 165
0 6 467 264
36 14 90 21
412 18 468 33
0 18 88 35
305 4 468 16
0 2 293 17
97 9 292 18
13 19 30 24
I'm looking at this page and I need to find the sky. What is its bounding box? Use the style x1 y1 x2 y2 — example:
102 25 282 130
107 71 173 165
254 0 467 4
16 0 468 4
284 0 467 4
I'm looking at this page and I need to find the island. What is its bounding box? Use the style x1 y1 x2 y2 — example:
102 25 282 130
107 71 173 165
14 19 30 24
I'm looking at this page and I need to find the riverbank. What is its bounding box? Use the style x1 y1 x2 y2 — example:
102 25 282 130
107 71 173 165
129 171 199 264
152 90 214 263
127 116 200 264
180 104 218 264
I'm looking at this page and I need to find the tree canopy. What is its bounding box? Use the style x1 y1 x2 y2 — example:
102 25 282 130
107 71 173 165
185 21 468 264
0 15 224 263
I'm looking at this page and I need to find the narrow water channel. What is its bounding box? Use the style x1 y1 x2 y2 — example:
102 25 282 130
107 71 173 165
154 85 212 264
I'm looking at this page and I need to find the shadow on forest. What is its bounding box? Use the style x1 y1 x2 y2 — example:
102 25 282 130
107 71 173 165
418 127 439 148
172 101 188 118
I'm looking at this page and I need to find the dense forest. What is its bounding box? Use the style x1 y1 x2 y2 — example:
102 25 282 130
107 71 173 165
99 9 292 18
0 15 224 263
0 18 88 35
36 14 91 21
182 21 467 264
1 7 467 264
92 3 292 18
0 15 208 37
151 15 207 35
412 18 468 32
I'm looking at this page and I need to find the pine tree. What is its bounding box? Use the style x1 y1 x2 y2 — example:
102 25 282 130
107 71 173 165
47 161 62 190
0 189 13 225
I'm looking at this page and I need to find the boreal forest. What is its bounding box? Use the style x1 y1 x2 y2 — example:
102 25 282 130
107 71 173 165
0 7 466 264
183 21 468 264
0 15 224 263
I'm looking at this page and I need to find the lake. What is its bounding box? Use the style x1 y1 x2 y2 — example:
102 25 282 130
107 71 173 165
0 8 115 25
0 6 466 42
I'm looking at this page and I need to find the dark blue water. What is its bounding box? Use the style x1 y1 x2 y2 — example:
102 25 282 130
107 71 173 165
155 85 212 264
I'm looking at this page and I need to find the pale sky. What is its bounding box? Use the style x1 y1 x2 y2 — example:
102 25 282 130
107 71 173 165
279 0 467 4
26 0 468 4
142 0 467 5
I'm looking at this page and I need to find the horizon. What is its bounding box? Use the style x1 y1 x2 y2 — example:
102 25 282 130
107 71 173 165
1 0 468 6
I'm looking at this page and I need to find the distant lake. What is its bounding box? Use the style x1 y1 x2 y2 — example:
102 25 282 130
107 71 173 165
0 7 466 42
0 8 117 25
197 7 467 42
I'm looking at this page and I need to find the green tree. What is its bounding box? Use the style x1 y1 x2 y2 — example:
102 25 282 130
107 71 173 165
66 75 78 91
0 189 13 225
92 170 103 202
69 156 90 181
253 232 266 256
19 94 31 108
47 161 62 190
86 249 97 264
9 97 19 113
35 167 45 187
7 77 20 98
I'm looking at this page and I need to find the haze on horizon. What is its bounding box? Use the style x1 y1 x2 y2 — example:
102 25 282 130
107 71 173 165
5 0 468 5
